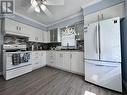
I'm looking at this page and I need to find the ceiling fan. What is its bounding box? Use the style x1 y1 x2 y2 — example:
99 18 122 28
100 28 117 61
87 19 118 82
30 0 64 17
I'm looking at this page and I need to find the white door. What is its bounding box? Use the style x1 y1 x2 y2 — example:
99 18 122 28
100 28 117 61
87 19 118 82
70 52 84 74
100 17 121 62
84 22 99 60
85 60 122 92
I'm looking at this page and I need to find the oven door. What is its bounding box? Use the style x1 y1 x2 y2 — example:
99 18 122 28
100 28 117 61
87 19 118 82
5 52 31 70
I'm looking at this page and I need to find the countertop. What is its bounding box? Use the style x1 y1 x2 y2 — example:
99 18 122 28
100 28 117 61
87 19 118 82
29 50 84 52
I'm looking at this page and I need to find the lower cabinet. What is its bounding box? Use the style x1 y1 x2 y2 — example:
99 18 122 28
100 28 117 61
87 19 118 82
70 52 84 75
56 52 71 71
32 51 84 75
46 51 57 67
47 51 84 75
31 51 47 70
40 51 47 67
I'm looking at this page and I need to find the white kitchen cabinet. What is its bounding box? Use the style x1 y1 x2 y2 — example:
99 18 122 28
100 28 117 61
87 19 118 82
4 18 29 37
31 52 41 70
62 52 71 71
40 51 47 67
84 3 125 25
44 31 50 43
29 28 44 42
70 52 84 75
46 51 84 75
47 51 56 67
32 51 47 70
100 3 125 21
84 11 100 25
56 52 63 69
56 51 71 71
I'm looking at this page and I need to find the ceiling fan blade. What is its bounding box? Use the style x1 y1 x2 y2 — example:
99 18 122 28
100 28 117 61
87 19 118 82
43 0 64 5
40 4 53 17
35 5 40 13
31 0 38 7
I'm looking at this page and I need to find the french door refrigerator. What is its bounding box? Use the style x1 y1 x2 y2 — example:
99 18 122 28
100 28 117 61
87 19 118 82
84 17 122 92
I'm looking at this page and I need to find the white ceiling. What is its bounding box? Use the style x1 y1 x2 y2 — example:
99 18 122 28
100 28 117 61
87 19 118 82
15 0 101 26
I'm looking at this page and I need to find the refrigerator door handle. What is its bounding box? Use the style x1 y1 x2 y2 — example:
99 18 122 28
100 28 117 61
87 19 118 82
95 25 98 54
95 64 119 67
98 23 101 54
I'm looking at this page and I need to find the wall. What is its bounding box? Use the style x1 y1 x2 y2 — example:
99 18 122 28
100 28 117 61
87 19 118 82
47 13 84 30
121 0 127 91
83 0 124 16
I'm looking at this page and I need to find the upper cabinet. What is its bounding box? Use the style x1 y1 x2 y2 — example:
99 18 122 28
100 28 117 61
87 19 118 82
50 28 61 42
43 31 50 43
84 3 125 25
3 18 29 37
3 18 50 43
29 28 45 43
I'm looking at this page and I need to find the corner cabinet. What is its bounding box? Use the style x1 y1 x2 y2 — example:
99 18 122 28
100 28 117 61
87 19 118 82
47 51 84 75
84 3 125 25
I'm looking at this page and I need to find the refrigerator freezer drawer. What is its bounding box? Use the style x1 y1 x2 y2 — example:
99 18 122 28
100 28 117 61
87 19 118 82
85 60 122 92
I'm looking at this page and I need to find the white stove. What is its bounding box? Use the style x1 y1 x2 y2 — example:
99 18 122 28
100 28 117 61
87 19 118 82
3 44 26 50
3 44 32 80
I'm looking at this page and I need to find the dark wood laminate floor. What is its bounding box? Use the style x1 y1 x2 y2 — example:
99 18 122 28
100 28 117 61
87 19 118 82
0 67 126 95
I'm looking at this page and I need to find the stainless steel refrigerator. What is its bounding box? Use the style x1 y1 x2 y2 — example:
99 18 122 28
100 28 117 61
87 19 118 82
84 17 122 92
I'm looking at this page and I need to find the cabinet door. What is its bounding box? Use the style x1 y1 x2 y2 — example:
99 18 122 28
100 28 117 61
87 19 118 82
56 52 63 69
56 52 70 71
40 51 46 67
84 11 100 25
44 31 50 43
62 52 71 71
4 18 19 35
18 23 29 37
31 52 41 70
70 52 84 74
47 51 56 67
100 3 125 20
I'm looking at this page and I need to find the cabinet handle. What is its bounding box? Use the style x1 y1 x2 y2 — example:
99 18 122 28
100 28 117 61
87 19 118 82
19 27 21 31
97 15 99 22
101 14 104 20
16 26 18 30
35 63 39 64
70 54 72 59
